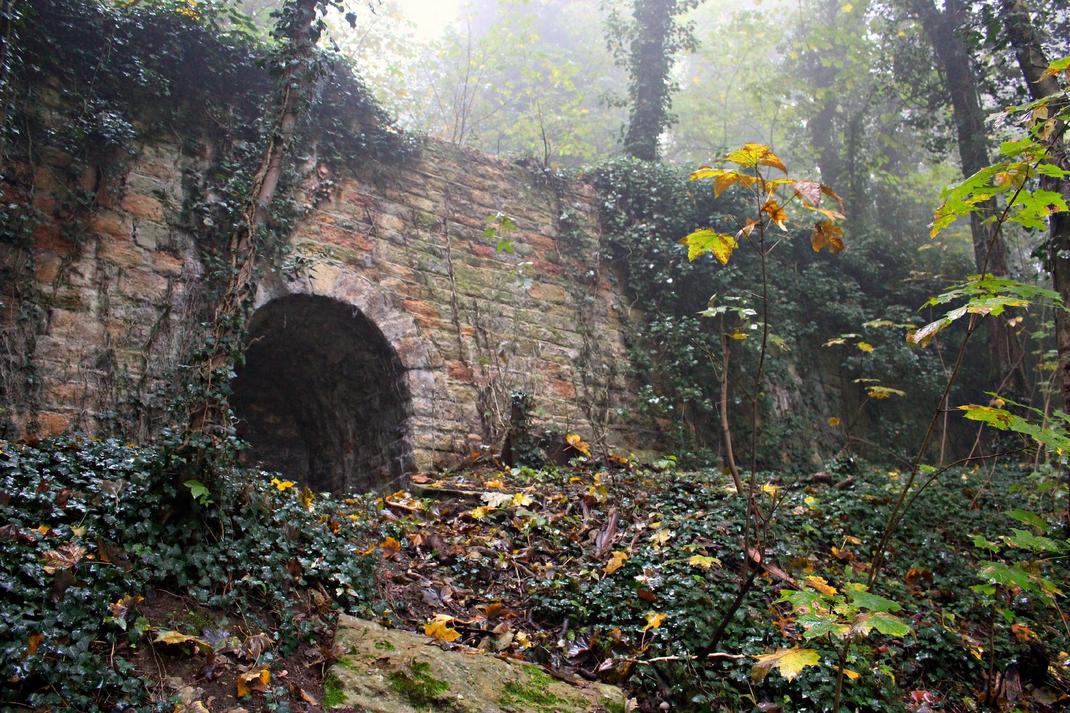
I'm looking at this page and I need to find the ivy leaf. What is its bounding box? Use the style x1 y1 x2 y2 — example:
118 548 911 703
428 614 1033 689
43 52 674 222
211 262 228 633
750 647 821 682
680 229 738 264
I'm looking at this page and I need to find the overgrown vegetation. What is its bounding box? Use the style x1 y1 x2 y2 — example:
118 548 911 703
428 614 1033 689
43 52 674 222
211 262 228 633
3 0 1070 711
0 437 378 709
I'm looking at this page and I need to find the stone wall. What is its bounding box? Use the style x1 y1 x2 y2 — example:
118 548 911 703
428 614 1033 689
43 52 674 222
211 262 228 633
0 135 640 488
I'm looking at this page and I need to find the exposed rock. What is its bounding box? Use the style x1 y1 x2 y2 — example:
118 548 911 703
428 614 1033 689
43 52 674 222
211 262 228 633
326 615 625 712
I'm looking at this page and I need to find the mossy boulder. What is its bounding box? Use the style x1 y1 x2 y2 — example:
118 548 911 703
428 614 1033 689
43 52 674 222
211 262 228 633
327 615 625 712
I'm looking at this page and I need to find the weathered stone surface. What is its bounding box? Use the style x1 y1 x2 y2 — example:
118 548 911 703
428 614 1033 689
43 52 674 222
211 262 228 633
1 137 643 481
327 616 624 713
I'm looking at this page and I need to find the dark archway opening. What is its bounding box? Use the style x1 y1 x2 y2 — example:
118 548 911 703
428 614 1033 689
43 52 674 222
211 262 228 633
231 294 412 493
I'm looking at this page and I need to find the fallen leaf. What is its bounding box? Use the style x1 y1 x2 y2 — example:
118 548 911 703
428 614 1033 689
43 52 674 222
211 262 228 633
565 433 591 457
605 550 629 574
154 630 211 653
379 537 402 558
424 615 462 642
642 612 666 632
41 542 86 574
236 667 270 697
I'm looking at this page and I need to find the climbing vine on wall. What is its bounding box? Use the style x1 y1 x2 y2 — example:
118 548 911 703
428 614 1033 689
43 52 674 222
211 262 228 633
0 0 413 458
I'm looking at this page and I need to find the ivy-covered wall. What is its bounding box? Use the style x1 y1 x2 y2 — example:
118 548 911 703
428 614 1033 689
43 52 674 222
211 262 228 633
0 122 640 476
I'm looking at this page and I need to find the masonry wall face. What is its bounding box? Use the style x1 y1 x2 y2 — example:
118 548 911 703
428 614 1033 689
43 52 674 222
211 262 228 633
0 136 640 482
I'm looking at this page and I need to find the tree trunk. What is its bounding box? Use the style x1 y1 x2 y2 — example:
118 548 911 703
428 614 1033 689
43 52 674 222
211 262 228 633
908 0 1024 391
999 0 1070 526
623 0 674 161
183 0 320 464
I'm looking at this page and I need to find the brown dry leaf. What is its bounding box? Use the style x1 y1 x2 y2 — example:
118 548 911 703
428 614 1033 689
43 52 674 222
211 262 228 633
41 542 86 574
241 633 273 661
109 594 144 619
811 220 845 254
25 632 43 658
379 536 402 558
236 667 270 697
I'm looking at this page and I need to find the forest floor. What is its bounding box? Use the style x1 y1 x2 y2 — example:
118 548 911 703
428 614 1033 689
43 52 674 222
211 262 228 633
3 438 1070 712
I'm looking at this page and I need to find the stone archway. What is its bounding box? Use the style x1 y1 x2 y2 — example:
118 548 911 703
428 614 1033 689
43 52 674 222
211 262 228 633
231 294 414 493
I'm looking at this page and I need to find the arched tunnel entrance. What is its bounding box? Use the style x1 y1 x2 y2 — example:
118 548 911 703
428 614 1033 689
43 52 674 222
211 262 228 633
231 294 413 493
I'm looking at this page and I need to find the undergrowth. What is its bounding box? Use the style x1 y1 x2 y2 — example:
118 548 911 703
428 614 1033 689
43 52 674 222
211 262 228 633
0 437 378 710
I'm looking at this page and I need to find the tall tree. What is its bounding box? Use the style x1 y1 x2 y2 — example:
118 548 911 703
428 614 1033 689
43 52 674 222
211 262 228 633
999 0 1070 521
608 0 701 161
905 0 1023 389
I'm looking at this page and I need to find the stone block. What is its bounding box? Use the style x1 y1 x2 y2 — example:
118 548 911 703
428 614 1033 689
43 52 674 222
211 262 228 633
120 192 165 222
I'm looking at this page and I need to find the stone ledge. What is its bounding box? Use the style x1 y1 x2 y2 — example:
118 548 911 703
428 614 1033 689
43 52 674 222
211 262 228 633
327 615 625 713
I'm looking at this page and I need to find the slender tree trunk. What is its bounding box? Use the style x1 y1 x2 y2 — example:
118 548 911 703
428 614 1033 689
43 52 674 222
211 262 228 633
1000 0 1070 525
908 0 1024 391
183 0 320 462
719 321 743 493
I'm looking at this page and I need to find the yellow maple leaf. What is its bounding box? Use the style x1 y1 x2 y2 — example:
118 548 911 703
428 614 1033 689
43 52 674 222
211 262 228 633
751 647 821 682
300 487 315 511
565 433 591 456
681 228 738 264
484 479 505 489
378 536 401 558
424 615 461 642
827 416 841 427
469 505 494 519
642 612 666 631
856 342 874 353
605 550 629 574
511 492 534 507
270 478 295 491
